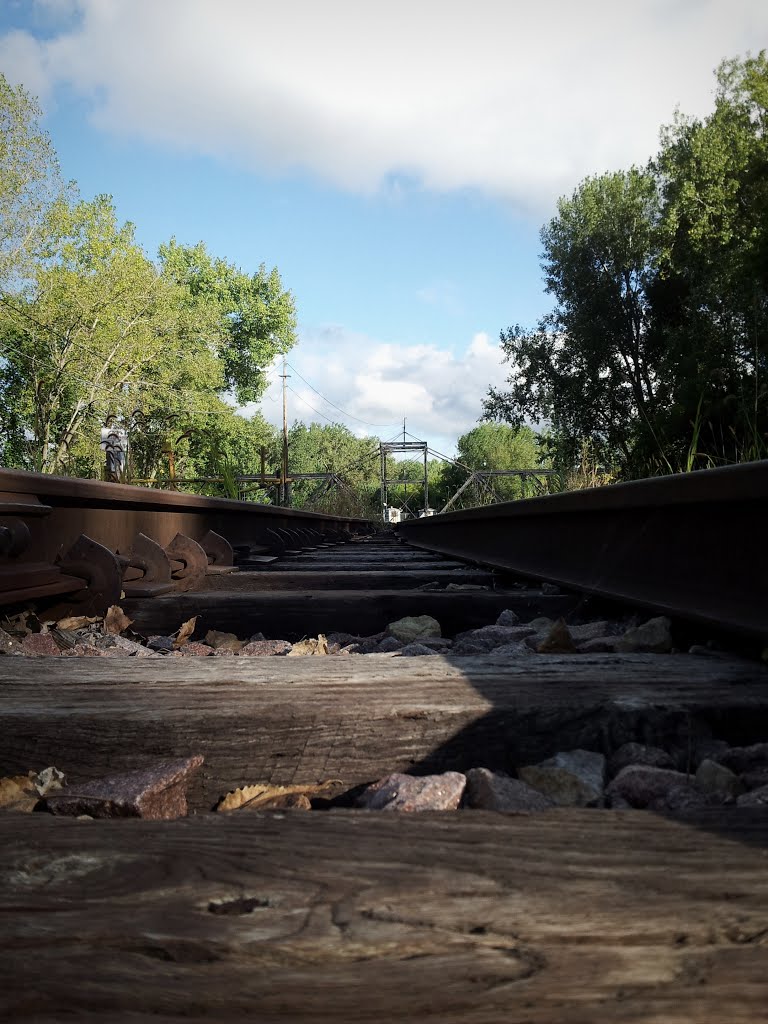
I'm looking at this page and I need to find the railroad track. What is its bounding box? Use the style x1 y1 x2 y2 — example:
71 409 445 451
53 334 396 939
0 467 375 614
1 462 768 1021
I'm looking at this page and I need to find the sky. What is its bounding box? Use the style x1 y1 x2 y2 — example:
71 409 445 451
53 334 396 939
1 0 766 454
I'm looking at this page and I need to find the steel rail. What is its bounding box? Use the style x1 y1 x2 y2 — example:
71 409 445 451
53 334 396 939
396 460 768 643
0 468 372 614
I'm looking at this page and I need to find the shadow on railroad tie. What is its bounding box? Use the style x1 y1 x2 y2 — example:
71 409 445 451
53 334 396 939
340 651 768 850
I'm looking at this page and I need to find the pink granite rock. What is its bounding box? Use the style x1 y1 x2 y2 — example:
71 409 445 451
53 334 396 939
21 633 62 656
45 756 204 820
177 642 214 657
358 772 466 811
239 639 292 656
61 643 121 657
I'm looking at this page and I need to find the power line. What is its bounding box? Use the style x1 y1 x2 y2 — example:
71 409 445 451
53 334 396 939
286 361 400 429
285 384 359 427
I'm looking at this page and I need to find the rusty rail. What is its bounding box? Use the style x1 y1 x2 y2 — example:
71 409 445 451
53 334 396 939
0 468 373 617
396 460 768 644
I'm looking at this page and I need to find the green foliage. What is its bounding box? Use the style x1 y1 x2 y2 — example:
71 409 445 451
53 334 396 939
286 421 380 516
0 74 71 290
485 53 768 477
652 51 768 468
0 194 199 473
129 405 279 501
158 240 296 405
0 77 299 482
439 423 547 507
458 422 542 497
484 168 667 472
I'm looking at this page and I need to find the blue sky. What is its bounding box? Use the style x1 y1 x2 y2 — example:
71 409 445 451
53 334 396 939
1 0 766 453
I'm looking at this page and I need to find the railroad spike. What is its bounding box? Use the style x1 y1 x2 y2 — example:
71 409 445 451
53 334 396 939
200 529 235 569
165 533 208 592
118 533 175 598
47 534 122 618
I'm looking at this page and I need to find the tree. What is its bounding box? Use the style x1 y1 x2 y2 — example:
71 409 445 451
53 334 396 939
486 53 768 475
653 51 768 466
0 195 210 473
0 77 300 481
484 168 667 473
124 403 279 498
158 240 297 405
286 421 380 516
440 423 545 505
0 74 71 290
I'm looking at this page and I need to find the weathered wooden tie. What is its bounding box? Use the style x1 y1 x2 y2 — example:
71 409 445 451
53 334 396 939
2 810 768 1022
122 590 578 641
2 654 766 812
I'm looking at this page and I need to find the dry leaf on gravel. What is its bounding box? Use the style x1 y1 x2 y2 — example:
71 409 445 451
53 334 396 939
1 610 31 637
285 634 329 657
55 614 101 630
104 605 134 635
0 775 40 812
173 616 198 648
216 780 342 812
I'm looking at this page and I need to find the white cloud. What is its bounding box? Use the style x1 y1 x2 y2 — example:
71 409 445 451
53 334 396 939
245 325 508 455
0 30 52 102
3 0 766 210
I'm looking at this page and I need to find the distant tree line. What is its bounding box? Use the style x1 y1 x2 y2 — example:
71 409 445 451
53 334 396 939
273 420 548 518
485 53 768 477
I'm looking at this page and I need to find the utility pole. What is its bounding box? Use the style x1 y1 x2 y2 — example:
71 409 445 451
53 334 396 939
280 356 290 505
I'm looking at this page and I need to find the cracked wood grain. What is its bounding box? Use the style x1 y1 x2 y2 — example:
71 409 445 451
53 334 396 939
1 810 767 1021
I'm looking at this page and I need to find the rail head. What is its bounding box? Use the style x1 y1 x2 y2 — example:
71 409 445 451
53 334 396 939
395 460 768 643
0 467 370 526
